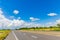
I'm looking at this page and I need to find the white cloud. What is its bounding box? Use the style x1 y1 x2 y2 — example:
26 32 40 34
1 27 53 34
45 19 60 27
0 10 11 29
8 19 25 29
12 19 25 27
45 22 57 27
56 19 60 24
46 22 53 26
0 9 41 29
30 17 40 21
13 10 19 14
47 13 57 16
23 22 41 27
1 8 60 29
46 22 52 25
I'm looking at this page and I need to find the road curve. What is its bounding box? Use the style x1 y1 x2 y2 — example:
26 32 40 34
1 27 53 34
5 30 60 40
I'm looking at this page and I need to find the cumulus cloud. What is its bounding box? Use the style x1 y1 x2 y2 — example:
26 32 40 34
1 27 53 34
23 22 41 27
46 22 52 25
0 14 25 29
56 19 60 24
47 13 57 16
8 19 25 29
45 22 57 27
13 10 19 14
0 8 41 29
0 9 11 29
30 17 40 21
0 9 21 29
46 22 53 26
45 19 60 27
1 8 60 29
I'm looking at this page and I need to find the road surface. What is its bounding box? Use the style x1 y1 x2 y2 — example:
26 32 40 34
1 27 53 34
5 30 60 40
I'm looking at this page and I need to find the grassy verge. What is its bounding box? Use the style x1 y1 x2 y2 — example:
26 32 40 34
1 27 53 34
0 30 11 40
19 24 60 31
19 27 60 31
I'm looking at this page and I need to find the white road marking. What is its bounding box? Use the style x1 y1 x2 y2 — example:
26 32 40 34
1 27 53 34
12 31 19 40
31 35 38 38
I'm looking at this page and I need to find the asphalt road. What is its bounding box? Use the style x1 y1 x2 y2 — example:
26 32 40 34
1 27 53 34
5 30 60 40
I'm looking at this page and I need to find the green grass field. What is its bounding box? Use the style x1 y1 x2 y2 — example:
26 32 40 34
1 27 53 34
0 30 11 40
19 24 60 31
20 27 60 31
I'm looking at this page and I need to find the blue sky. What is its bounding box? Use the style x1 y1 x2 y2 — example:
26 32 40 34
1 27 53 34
0 0 60 29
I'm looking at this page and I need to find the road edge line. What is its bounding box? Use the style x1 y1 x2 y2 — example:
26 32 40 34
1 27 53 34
12 31 19 40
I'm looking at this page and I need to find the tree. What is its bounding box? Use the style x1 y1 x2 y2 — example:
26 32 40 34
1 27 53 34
32 27 35 30
49 26 53 28
57 24 60 28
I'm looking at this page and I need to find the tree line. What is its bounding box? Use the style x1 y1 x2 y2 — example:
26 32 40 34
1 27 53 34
19 24 60 31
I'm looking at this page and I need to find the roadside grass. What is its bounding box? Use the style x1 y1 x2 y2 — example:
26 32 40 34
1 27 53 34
19 24 60 31
19 27 60 31
0 30 11 40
